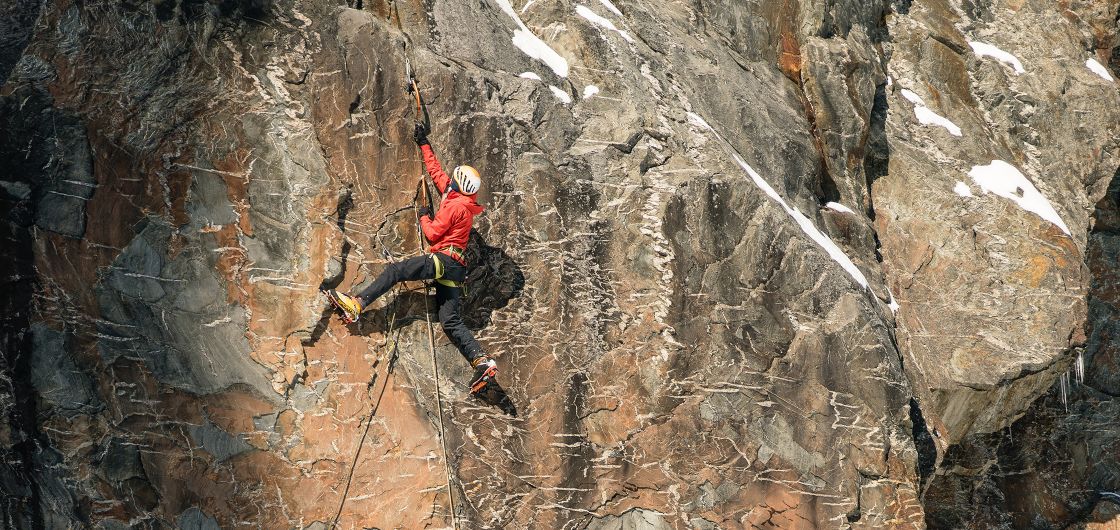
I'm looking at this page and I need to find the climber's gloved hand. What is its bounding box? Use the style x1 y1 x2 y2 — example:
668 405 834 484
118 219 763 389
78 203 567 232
417 205 432 219
414 122 430 146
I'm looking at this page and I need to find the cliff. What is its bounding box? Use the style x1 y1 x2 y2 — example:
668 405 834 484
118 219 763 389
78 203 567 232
2 0 1119 528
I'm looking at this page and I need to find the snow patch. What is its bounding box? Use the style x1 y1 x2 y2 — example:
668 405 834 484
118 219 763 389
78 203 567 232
686 112 712 130
495 0 570 77
598 0 623 16
967 160 1070 235
899 89 923 105
519 71 542 81
1086 58 1114 81
549 85 573 104
899 89 962 136
583 85 600 98
825 202 855 215
576 5 634 43
953 181 974 197
733 153 871 288
686 113 870 289
913 107 962 136
887 290 900 314
968 41 1025 74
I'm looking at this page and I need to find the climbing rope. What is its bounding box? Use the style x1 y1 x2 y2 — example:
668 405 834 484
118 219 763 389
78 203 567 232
329 359 389 529
331 21 457 525
329 247 409 529
416 178 461 530
404 39 458 529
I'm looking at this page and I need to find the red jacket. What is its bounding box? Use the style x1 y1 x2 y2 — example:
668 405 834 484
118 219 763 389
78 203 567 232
419 144 484 264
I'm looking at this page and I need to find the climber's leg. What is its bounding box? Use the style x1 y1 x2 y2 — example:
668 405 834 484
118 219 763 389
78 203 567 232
327 255 434 323
355 255 435 308
435 283 495 394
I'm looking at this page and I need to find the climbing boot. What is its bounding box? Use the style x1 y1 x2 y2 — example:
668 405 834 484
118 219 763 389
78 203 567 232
469 356 498 395
326 290 363 323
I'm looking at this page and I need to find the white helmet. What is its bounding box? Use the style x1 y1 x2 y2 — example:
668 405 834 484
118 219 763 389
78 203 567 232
452 165 481 195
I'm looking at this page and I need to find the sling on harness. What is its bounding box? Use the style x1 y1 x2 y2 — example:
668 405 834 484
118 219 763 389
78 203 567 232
431 247 468 289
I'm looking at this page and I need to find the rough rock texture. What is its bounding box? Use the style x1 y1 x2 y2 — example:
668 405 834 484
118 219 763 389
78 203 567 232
1 0 1119 528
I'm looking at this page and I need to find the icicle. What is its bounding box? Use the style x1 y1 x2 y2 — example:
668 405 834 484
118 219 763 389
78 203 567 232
1059 372 1069 411
1075 349 1085 384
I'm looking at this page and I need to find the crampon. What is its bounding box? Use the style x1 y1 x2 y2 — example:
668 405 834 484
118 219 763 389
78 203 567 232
469 358 498 395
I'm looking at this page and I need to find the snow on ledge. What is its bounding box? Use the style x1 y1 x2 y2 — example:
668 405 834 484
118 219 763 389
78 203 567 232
685 112 870 289
953 181 974 197
495 0 570 77
1086 58 1114 81
519 71 542 81
968 41 1025 74
576 5 635 43
583 85 600 98
598 0 623 16
825 202 855 215
967 160 1071 235
686 112 712 130
899 89 962 136
549 85 572 104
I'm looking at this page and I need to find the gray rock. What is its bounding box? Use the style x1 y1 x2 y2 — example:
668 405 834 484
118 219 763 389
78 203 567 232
9 54 54 84
34 112 93 238
33 447 80 529
106 225 168 303
189 420 252 463
34 191 87 239
0 0 43 84
0 180 31 200
29 324 100 417
0 85 92 238
587 508 673 530
97 217 278 400
100 438 146 484
186 169 238 230
94 520 130 530
689 517 720 530
176 507 220 530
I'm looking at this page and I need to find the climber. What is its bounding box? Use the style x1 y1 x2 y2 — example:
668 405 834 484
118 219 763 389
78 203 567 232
326 123 497 395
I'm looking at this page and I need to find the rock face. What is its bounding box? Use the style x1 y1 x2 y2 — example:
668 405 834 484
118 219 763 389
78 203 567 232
1 0 1118 528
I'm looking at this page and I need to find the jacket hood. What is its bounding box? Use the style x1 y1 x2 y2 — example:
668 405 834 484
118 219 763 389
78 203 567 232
447 191 485 215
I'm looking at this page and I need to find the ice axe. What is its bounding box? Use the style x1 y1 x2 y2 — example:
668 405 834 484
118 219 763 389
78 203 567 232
405 56 431 134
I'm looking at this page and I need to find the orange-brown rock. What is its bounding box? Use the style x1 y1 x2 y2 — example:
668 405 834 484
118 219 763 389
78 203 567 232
2 0 1120 529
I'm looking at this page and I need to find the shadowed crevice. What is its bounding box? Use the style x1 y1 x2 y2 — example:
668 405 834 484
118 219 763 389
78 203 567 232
863 80 889 221
909 398 937 492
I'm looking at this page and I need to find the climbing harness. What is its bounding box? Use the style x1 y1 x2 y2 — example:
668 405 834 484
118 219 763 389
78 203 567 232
431 254 462 288
417 177 461 530
431 247 468 289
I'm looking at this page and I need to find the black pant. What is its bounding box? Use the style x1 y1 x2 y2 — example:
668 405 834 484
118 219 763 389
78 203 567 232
356 254 484 363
